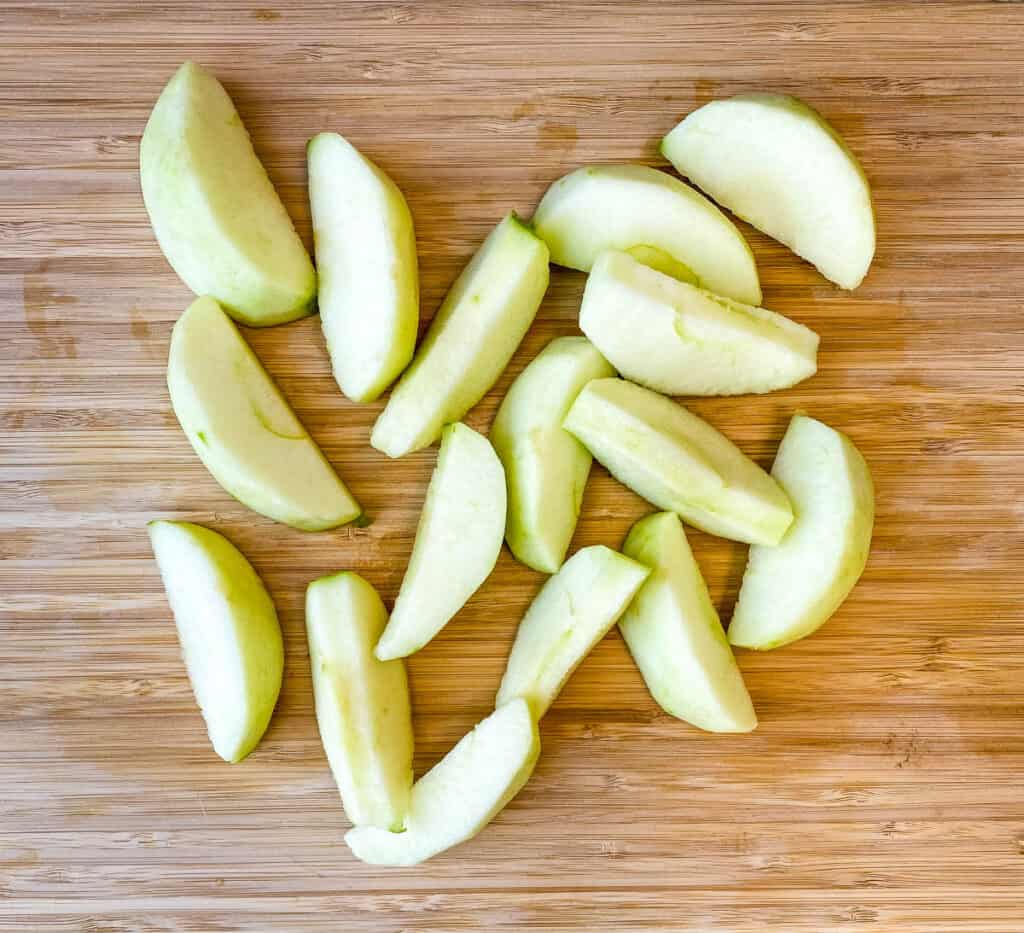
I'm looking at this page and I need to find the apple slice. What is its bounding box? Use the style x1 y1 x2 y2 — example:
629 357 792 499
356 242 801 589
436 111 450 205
662 93 875 290
496 546 650 718
620 512 757 732
371 213 549 458
140 61 315 326
564 379 793 546
345 698 540 866
148 520 283 763
168 296 361 531
580 250 818 396
490 337 616 574
531 164 760 305
307 132 419 403
729 414 874 650
375 423 506 660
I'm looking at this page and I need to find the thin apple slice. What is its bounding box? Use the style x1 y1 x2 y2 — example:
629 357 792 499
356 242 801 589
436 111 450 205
140 61 315 326
148 520 283 763
621 512 757 732
496 546 650 718
345 698 540 866
375 423 505 661
168 296 361 531
490 337 616 573
531 164 760 305
662 93 875 290
729 414 874 650
371 213 549 458
581 250 818 396
306 572 413 830
564 379 792 546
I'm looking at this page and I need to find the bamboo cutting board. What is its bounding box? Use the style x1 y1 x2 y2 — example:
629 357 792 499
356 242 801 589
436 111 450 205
3 2 1024 930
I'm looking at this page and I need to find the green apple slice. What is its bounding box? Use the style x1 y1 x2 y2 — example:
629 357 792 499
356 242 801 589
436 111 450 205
662 93 875 290
490 337 616 574
729 414 874 650
580 250 818 396
371 213 549 458
148 520 283 763
345 698 540 866
564 379 793 545
307 132 419 403
168 296 361 531
140 61 315 326
375 423 506 660
620 512 757 733
306 572 413 830
531 164 760 305
496 546 650 718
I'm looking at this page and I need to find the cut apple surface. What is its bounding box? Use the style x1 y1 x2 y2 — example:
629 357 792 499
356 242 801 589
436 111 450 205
564 379 793 546
148 520 283 763
729 414 874 650
345 698 540 866
580 250 818 396
662 93 875 290
168 296 361 531
140 61 315 326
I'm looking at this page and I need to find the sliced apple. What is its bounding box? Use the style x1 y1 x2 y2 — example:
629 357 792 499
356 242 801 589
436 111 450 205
371 213 549 458
662 93 875 290
168 296 361 531
729 414 874 650
140 61 315 326
345 698 540 866
564 379 792 546
148 520 283 763
620 512 756 732
531 164 760 305
580 250 818 396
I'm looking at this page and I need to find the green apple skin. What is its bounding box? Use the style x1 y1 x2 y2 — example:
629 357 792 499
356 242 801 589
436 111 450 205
345 698 540 866
307 132 419 403
168 296 361 531
581 250 818 396
140 61 315 326
371 213 549 458
531 164 760 305
375 423 506 661
496 546 650 719
490 337 616 574
661 93 875 291
306 572 413 830
148 520 283 763
621 512 757 733
564 379 793 546
729 414 874 650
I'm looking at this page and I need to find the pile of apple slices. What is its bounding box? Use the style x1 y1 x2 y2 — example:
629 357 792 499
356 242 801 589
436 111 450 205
142 62 876 865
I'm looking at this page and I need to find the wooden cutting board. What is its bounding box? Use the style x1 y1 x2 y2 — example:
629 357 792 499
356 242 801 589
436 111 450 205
3 2 1023 930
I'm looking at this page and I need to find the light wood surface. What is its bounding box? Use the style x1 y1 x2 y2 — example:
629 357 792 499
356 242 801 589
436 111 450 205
3 2 1024 930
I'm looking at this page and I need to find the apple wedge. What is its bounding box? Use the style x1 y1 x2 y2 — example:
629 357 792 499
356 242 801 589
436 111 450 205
564 379 793 546
621 512 756 732
375 423 506 660
148 520 283 763
371 213 549 458
345 698 540 866
307 132 419 403
531 164 760 305
729 414 874 650
490 337 616 574
580 250 818 396
496 546 650 718
662 93 875 290
140 61 315 326
168 296 361 531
